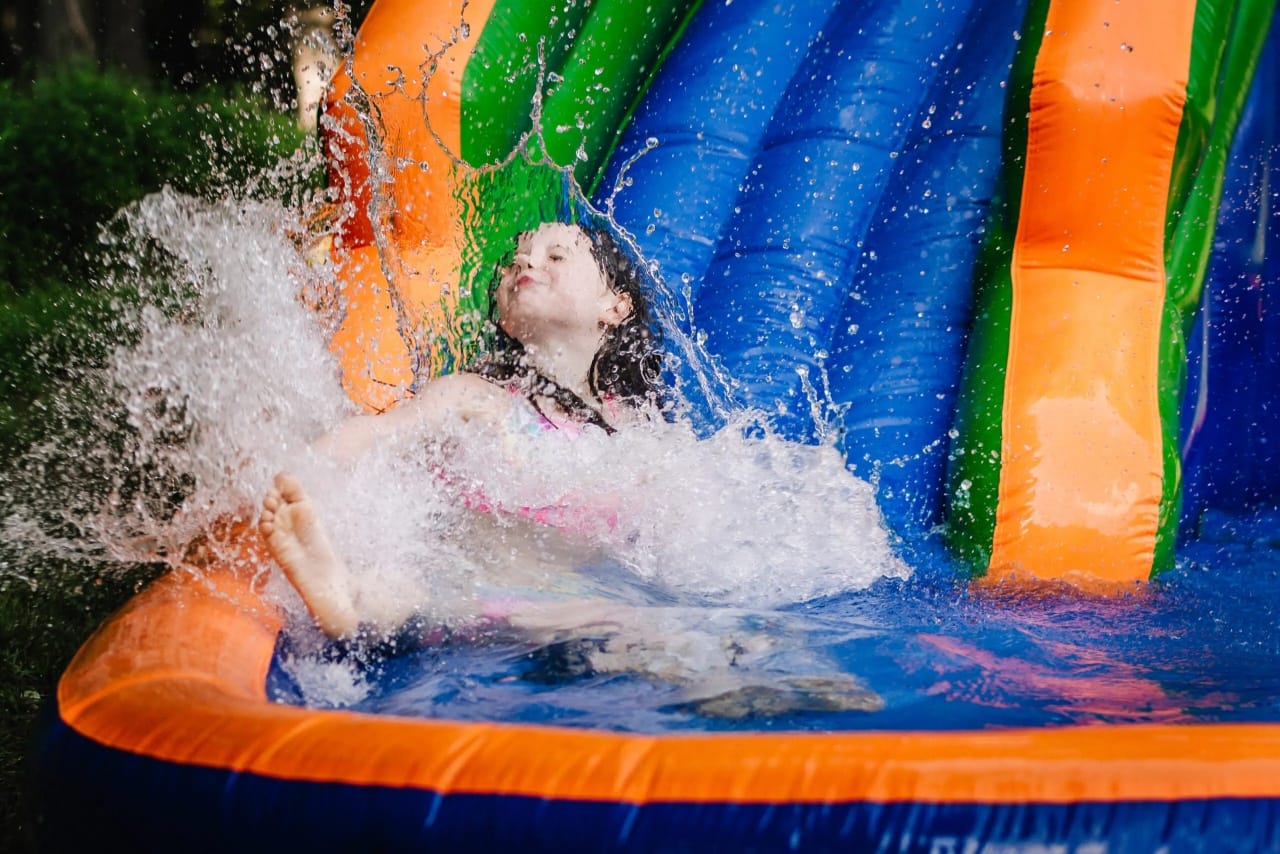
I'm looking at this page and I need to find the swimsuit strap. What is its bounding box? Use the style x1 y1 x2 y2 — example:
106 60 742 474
467 359 617 435
523 370 617 436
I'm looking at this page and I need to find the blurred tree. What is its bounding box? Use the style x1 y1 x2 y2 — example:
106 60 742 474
33 0 96 68
1 0 375 88
13 0 153 77
100 0 149 75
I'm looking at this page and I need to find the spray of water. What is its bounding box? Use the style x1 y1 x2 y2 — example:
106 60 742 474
1 185 351 571
0 12 911 715
443 418 908 608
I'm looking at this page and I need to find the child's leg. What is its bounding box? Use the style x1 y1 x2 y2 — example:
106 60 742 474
260 472 361 638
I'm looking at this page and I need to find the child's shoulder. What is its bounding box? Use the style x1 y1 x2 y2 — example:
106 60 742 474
408 371 516 427
428 371 504 399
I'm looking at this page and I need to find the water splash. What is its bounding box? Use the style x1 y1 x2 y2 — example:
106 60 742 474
0 12 909 719
1 174 904 613
2 188 350 570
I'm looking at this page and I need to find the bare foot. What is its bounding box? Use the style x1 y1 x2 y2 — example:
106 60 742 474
260 472 358 638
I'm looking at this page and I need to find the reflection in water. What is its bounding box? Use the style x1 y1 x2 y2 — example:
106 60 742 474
918 634 1190 723
268 534 1280 732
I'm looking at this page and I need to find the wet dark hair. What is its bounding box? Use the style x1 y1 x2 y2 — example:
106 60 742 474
468 223 664 431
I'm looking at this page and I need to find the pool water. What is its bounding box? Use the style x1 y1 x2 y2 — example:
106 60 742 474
267 505 1280 734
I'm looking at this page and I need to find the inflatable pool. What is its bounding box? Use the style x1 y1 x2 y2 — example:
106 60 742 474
34 0 1280 850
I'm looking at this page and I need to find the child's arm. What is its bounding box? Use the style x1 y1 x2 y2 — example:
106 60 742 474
312 373 512 464
262 373 513 638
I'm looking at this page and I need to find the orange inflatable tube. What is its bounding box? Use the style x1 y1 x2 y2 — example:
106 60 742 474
986 0 1196 586
323 0 497 412
54 534 1280 807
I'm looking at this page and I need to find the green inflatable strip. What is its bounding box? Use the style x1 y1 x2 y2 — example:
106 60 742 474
944 0 1051 573
1149 0 1237 579
455 0 699 346
1166 0 1275 317
461 0 595 166
1164 0 1236 244
949 0 1274 578
1152 0 1274 574
461 0 698 178
535 0 699 188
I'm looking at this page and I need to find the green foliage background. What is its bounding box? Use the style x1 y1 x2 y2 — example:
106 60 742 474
0 66 317 851
0 65 309 297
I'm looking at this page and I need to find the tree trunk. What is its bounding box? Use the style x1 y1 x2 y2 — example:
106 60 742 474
1 0 38 77
36 0 96 67
97 0 149 77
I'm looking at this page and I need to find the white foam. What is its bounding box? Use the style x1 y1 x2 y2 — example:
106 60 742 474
2 189 349 567
443 416 910 608
3 186 908 624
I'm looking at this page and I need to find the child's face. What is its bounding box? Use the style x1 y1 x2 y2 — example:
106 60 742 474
496 223 630 344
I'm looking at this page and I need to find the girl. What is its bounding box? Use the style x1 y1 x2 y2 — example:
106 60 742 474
259 220 665 638
261 221 883 716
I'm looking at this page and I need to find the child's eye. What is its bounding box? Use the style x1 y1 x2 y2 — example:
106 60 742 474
549 253 565 262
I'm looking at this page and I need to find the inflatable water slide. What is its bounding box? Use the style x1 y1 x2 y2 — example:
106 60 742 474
34 0 1280 851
